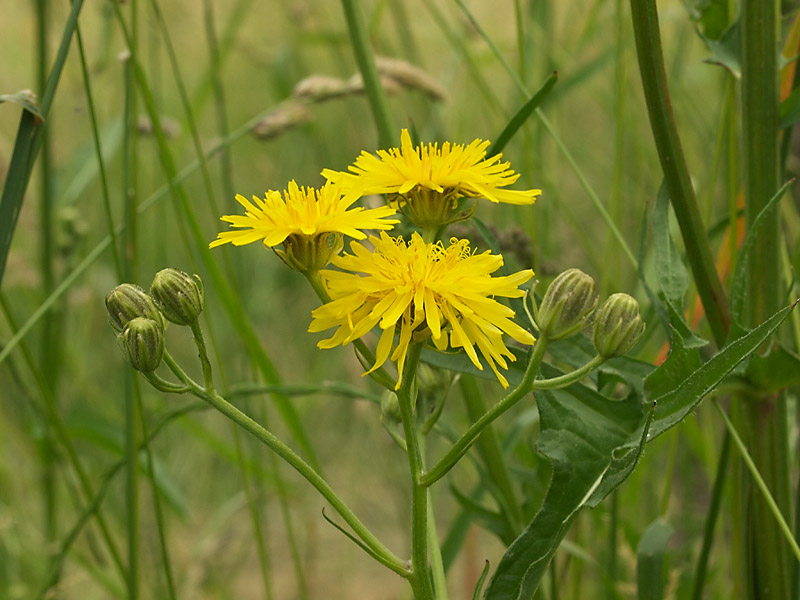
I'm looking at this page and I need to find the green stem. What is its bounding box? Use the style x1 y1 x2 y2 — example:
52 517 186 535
690 429 730 600
714 399 800 563
339 0 395 147
420 338 548 487
190 321 215 393
629 0 730 344
531 355 604 389
157 352 408 577
738 2 790 598
396 342 435 600
459 376 523 532
199 387 408 575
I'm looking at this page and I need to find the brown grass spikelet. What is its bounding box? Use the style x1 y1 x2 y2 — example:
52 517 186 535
375 56 447 102
293 75 352 101
251 103 312 139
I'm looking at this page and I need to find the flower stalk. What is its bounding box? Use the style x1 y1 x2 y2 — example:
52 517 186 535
395 341 436 600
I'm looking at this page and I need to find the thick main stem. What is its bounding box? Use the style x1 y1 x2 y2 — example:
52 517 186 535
737 1 792 598
396 342 436 600
629 0 730 344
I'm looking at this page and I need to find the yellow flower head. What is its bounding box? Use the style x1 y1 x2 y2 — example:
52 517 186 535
322 129 541 228
309 231 536 389
209 180 399 272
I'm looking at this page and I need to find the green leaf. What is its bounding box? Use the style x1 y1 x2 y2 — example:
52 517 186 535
729 179 792 330
0 90 45 123
483 303 794 599
483 385 644 600
636 520 674 600
652 185 708 348
780 83 800 129
450 484 513 543
487 72 558 158
687 0 731 42
744 343 800 392
701 21 741 79
648 304 793 440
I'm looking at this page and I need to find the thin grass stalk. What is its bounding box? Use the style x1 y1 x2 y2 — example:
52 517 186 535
202 0 235 202
690 431 730 600
137 396 177 600
628 0 730 345
604 0 627 293
34 402 206 599
74 22 122 286
33 0 60 579
0 0 84 287
0 294 128 583
147 0 220 218
420 0 504 116
267 446 309 600
605 492 618 600
737 2 792 597
109 2 322 473
121 2 142 596
233 425 274 599
0 107 274 369
340 0 395 147
453 0 637 270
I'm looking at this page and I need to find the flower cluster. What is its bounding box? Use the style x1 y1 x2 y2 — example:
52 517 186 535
210 129 540 388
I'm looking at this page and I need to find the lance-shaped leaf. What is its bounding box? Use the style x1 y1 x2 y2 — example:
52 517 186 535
484 302 794 600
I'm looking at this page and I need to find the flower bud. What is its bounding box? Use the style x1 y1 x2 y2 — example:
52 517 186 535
119 317 164 372
592 293 645 358
150 268 204 326
105 283 165 333
536 269 597 341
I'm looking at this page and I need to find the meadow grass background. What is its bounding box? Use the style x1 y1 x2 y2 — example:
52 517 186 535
0 0 761 598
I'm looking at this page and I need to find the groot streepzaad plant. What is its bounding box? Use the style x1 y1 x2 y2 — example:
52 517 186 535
108 127 794 599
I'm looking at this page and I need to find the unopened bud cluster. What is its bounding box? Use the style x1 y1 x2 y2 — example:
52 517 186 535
533 269 644 358
106 268 204 373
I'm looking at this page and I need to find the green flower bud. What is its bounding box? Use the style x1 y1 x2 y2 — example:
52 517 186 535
592 293 645 358
536 268 597 341
105 283 165 333
150 268 204 326
119 317 164 372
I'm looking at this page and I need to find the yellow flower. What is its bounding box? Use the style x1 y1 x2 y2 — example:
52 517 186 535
209 180 399 272
321 129 541 228
309 231 536 389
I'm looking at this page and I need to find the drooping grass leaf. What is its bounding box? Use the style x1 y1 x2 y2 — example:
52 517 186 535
0 90 45 123
636 520 674 600
488 72 558 158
